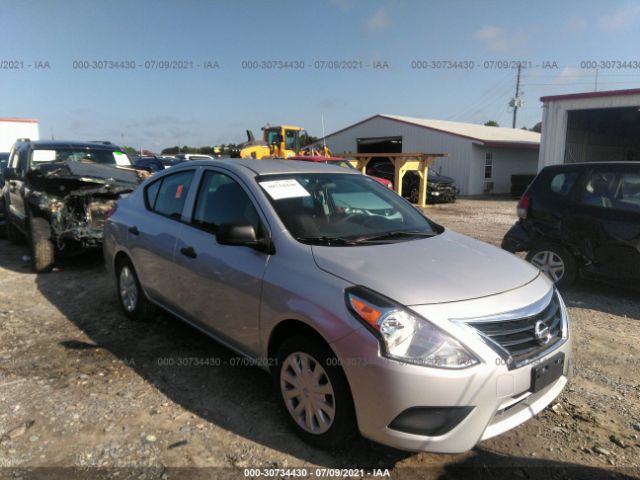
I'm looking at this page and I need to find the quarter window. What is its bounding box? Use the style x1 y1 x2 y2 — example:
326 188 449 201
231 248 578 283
549 172 578 195
484 153 493 179
146 170 194 219
192 171 261 235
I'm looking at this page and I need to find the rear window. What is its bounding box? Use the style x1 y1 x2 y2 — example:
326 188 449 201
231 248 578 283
146 170 194 219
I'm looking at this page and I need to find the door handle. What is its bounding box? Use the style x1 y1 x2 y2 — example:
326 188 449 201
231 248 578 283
128 226 140 235
180 246 197 259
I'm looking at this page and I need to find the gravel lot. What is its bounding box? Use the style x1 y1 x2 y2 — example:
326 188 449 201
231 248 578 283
1 197 639 480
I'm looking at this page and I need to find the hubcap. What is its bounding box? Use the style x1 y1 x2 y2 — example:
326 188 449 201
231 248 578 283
119 266 138 313
280 352 335 435
530 250 565 283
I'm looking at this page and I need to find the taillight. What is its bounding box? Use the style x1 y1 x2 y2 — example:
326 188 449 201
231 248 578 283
105 204 118 219
517 195 530 219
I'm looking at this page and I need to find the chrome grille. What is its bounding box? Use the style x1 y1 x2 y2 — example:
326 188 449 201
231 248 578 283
464 291 565 368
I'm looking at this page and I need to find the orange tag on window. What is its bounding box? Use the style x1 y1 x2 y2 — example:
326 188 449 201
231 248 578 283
175 184 184 199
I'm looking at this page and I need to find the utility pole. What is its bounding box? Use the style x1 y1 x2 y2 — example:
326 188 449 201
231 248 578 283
595 69 599 92
511 63 522 128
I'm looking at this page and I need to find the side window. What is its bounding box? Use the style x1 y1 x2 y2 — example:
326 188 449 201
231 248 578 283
148 170 194 219
484 153 493 179
8 149 19 170
549 172 578 196
615 172 640 212
285 130 297 150
145 179 162 209
192 171 261 235
580 171 616 209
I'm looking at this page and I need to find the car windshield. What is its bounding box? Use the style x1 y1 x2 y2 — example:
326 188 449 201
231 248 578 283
258 173 440 245
30 148 131 167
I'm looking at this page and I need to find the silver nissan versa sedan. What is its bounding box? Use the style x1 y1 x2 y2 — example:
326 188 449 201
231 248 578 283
103 159 571 453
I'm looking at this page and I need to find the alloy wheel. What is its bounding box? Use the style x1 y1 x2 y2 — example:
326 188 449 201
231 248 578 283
280 352 336 434
530 250 565 283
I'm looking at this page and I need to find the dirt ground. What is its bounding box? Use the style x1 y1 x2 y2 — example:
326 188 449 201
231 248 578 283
0 197 639 480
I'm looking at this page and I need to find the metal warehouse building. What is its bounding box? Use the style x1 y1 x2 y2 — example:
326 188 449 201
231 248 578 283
539 88 640 169
323 114 540 195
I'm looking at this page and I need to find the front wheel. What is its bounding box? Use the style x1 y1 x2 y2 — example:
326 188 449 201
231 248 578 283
274 335 356 449
29 216 55 273
526 243 577 288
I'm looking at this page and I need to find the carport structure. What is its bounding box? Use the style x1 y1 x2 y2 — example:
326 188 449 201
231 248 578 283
340 152 448 207
539 88 640 168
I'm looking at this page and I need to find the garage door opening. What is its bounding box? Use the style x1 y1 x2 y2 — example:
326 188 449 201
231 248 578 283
357 136 402 154
565 107 640 163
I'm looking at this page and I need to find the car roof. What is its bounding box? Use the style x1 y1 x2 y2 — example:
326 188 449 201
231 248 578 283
20 140 121 151
544 161 640 170
180 158 360 176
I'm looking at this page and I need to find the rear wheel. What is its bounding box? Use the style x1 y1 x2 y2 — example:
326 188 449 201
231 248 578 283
116 258 157 321
29 216 55 273
526 243 576 288
273 335 356 449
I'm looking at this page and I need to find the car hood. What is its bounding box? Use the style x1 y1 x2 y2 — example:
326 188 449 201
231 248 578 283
311 229 540 305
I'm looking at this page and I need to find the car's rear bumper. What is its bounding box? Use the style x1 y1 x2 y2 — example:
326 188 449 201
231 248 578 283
502 224 532 252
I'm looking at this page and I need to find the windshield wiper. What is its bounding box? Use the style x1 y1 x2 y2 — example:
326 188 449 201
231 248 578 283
351 230 437 243
295 235 359 246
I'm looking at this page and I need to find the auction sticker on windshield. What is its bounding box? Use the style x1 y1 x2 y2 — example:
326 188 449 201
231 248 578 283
260 179 310 200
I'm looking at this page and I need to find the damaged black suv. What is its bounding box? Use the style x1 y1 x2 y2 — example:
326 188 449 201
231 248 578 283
1 140 145 272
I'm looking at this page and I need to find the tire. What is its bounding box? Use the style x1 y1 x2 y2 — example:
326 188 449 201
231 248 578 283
273 335 356 449
29 216 55 273
526 242 577 289
116 257 157 321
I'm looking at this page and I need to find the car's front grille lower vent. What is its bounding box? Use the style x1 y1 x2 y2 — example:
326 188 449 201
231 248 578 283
464 291 564 368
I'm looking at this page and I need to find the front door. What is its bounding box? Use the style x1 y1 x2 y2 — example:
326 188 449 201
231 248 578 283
173 169 270 356
571 166 640 282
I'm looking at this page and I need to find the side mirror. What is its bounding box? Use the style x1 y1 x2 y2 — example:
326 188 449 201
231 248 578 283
2 167 16 180
217 224 275 254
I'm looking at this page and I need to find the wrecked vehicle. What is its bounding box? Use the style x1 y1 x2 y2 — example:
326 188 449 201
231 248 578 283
502 162 640 288
1 140 146 272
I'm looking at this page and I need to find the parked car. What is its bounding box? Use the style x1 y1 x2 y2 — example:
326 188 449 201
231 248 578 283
502 162 640 288
1 140 145 272
0 152 9 188
288 155 393 188
133 155 165 173
0 152 8 230
104 158 571 453
174 153 215 161
367 158 457 203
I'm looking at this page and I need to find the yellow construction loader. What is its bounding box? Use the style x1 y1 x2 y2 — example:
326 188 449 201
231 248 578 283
231 124 328 159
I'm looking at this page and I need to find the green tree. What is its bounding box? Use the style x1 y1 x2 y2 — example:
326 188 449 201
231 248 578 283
484 120 500 127
122 146 139 157
530 122 542 133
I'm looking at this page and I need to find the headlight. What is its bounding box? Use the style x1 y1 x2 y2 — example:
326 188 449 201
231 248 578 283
346 287 479 369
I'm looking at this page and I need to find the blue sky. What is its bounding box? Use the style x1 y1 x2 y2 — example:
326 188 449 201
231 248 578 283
1 0 640 151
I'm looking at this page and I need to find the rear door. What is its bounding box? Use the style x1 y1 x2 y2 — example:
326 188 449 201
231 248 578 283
127 169 196 307
568 165 640 281
172 168 271 356
528 168 581 242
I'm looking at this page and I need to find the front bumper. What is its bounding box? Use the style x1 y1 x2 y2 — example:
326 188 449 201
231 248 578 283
330 278 571 453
